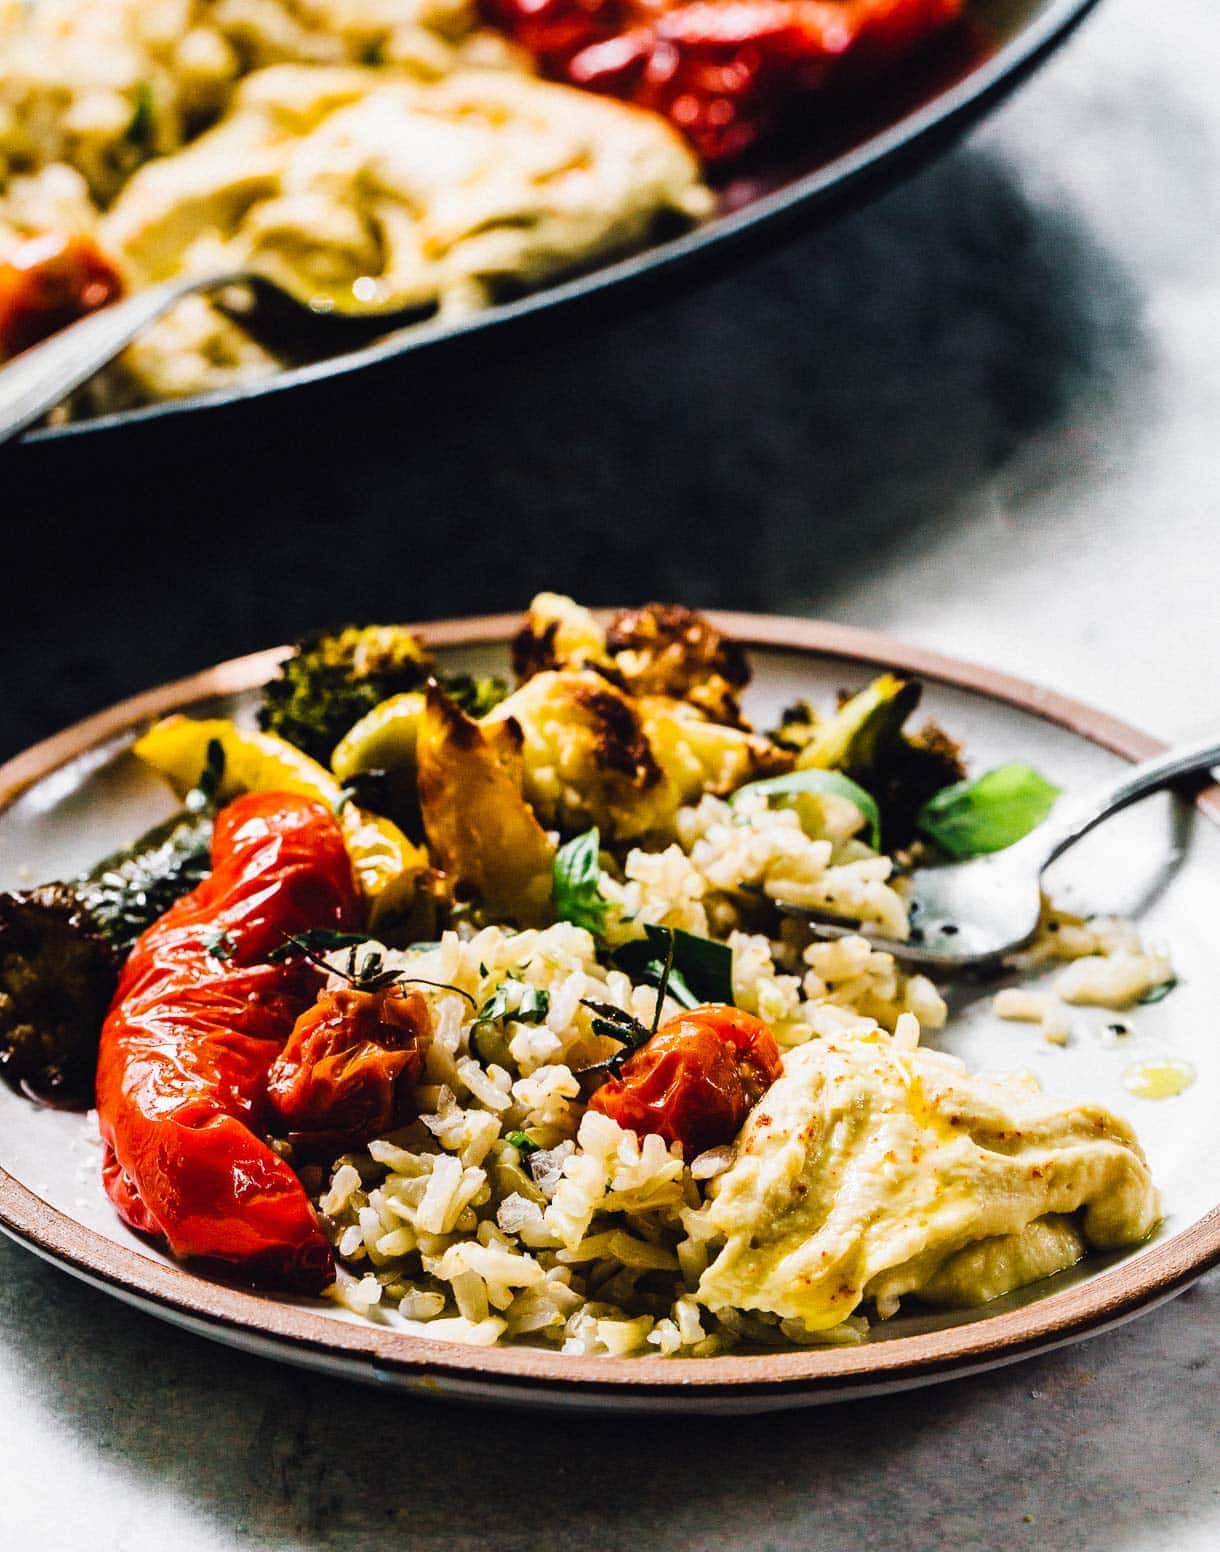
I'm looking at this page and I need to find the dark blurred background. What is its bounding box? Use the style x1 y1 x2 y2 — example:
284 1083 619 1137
1 0 1213 763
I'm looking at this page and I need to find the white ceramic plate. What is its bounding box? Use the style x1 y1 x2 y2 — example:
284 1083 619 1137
1 613 1216 1413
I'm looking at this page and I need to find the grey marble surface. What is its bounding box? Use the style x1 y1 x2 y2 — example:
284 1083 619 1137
3 0 1219 1544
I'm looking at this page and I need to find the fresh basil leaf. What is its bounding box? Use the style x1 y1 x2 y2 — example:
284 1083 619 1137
552 828 608 937
475 979 550 1026
615 924 733 1008
658 964 699 1010
506 1130 541 1157
1137 978 1177 1005
732 769 882 851
916 763 1061 858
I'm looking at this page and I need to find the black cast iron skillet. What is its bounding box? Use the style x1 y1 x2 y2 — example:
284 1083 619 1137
20 0 1101 447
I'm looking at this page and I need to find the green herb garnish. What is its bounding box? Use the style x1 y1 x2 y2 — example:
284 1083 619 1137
199 926 236 961
186 738 226 812
916 763 1061 858
270 931 476 1003
577 1000 653 1076
506 1130 541 1157
475 979 550 1026
578 926 728 1076
125 82 155 153
614 924 734 1008
552 828 608 937
732 768 882 850
268 928 371 962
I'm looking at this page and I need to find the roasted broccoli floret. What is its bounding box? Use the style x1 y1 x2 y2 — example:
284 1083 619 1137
787 674 966 848
0 751 221 1106
0 885 118 1104
80 806 215 956
260 625 507 765
259 626 434 765
440 672 511 719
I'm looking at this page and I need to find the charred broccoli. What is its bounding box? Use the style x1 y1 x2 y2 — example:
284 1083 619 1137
441 672 512 720
775 674 966 848
0 748 221 1106
260 625 508 765
259 626 433 766
0 885 117 1104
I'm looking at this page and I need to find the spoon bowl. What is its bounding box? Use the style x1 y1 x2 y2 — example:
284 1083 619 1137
777 734 1220 972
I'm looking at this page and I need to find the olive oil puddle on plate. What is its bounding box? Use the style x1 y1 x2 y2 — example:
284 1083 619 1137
1122 1059 1196 1100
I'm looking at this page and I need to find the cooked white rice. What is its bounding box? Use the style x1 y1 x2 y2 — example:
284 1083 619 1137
311 781 1170 1355
317 792 946 1354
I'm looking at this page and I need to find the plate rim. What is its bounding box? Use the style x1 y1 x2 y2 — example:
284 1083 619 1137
2 608 1216 1406
19 0 1103 448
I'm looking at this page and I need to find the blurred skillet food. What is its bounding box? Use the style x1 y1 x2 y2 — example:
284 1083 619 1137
0 0 977 422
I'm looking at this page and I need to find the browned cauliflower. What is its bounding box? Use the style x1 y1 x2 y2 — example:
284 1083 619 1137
485 669 791 844
510 593 752 727
605 602 750 726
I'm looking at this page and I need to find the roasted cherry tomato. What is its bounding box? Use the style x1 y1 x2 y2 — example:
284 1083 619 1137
267 986 430 1152
482 0 966 162
588 1003 782 1158
95 791 359 1292
0 232 124 360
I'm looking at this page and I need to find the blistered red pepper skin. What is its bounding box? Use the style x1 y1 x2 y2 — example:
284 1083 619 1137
267 986 430 1153
588 1003 782 1158
0 232 124 360
483 0 965 162
95 792 359 1291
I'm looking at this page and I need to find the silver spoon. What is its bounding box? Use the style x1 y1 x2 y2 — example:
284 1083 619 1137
0 269 398 446
0 272 253 446
774 733 1220 972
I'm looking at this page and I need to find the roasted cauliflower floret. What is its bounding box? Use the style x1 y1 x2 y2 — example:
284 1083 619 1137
639 697 792 809
485 670 666 842
486 670 792 843
511 593 614 682
606 602 750 725
511 593 754 727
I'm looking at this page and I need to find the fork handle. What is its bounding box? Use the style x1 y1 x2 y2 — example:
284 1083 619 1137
0 273 225 447
1026 733 1220 871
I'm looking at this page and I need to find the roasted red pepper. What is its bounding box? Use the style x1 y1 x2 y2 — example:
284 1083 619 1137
483 0 965 162
267 986 430 1153
0 232 124 360
588 1003 782 1157
95 791 359 1291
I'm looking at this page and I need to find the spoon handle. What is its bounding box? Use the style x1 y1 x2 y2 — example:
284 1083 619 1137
1031 734 1220 871
0 274 220 447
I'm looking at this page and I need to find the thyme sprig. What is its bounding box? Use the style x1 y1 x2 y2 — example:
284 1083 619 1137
270 929 476 1005
577 927 677 1077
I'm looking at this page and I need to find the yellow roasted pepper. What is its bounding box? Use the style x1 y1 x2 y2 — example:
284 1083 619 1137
133 715 432 932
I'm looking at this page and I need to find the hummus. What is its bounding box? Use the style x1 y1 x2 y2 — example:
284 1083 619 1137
695 1026 1160 1331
